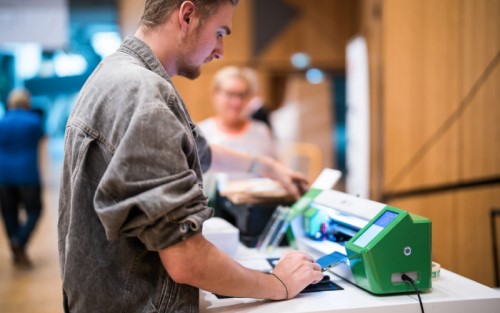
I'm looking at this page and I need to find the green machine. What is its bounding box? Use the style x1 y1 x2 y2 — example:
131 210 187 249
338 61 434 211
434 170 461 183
282 187 433 295
258 167 433 295
345 206 432 294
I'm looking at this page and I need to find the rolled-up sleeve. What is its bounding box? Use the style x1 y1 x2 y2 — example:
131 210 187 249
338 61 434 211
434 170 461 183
93 106 213 251
193 126 212 173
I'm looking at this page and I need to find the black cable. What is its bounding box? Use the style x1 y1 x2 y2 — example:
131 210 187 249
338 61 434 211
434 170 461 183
402 274 424 313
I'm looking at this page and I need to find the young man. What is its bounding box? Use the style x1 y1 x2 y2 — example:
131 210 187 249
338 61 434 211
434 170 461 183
58 1 323 312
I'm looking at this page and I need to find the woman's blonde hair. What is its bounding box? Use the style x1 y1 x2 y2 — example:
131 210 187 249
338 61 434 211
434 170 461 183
7 89 31 110
211 66 257 96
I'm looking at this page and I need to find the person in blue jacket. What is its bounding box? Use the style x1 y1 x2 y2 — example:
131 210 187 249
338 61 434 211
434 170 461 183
0 89 44 268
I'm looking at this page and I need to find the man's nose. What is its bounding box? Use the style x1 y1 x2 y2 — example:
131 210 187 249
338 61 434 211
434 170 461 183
213 41 224 59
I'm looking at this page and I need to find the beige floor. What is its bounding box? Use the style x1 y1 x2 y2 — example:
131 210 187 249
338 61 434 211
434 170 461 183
0 139 63 313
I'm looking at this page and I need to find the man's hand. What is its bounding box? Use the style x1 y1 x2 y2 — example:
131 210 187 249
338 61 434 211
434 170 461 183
271 250 323 299
159 234 322 300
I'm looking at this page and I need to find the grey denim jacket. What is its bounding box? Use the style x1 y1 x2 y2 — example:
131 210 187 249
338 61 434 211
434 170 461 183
58 36 213 313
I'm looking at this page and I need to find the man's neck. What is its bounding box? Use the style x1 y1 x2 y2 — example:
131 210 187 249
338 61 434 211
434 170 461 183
135 26 179 77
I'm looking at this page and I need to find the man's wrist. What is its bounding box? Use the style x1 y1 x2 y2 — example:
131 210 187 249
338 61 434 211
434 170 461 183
270 272 288 300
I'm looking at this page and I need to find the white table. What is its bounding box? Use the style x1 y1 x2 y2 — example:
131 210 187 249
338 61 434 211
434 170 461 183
200 246 500 313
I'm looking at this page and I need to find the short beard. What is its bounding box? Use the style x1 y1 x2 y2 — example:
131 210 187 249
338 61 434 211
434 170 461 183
178 65 201 80
177 23 203 80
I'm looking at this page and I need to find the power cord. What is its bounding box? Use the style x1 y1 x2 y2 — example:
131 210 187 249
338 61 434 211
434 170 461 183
402 274 424 313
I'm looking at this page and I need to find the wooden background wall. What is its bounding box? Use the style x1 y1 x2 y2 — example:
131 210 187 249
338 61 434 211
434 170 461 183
360 0 500 286
119 0 500 287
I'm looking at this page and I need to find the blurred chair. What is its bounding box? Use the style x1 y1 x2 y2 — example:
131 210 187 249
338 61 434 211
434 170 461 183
279 142 323 182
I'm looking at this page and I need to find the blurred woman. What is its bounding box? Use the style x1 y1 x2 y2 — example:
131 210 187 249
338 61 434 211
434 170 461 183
0 89 44 268
198 66 276 170
198 66 279 214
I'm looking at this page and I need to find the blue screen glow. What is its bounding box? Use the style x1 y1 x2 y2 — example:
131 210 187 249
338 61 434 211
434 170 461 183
374 211 398 228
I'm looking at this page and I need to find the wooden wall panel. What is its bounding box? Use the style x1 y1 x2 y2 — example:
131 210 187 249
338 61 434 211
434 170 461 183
257 0 357 69
382 0 461 193
456 186 500 286
388 193 458 273
271 74 334 172
459 0 500 181
459 68 500 181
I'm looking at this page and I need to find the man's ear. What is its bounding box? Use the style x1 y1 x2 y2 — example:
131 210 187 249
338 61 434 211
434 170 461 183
179 1 196 32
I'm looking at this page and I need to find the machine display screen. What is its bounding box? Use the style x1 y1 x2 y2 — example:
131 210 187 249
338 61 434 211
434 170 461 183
353 211 398 248
373 211 398 228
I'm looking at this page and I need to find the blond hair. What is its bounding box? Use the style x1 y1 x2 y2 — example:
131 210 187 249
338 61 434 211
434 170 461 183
211 66 257 96
7 89 31 110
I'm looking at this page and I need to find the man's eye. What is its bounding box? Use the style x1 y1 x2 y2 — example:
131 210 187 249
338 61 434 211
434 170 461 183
217 32 224 39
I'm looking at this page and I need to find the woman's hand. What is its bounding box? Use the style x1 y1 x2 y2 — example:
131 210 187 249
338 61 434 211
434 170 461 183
208 144 310 199
254 155 309 200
